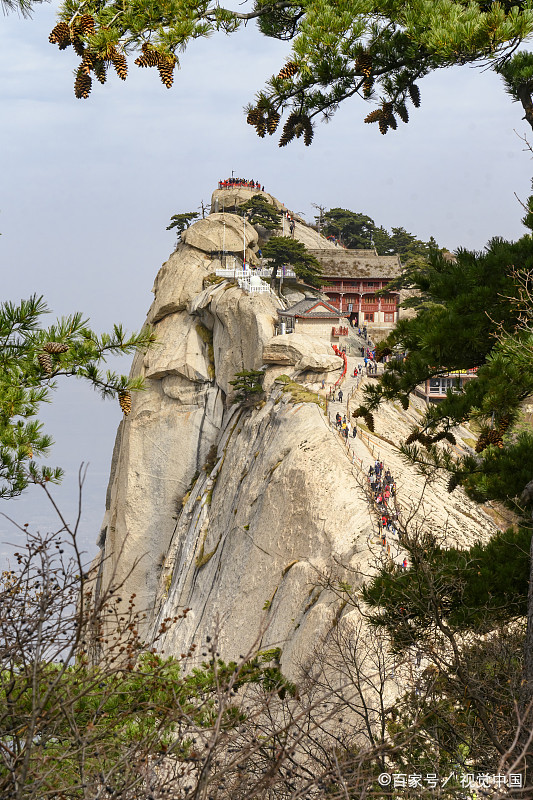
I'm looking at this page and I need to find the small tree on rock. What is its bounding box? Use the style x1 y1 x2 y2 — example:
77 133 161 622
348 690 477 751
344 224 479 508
229 369 265 403
240 194 281 231
261 236 323 289
166 212 199 245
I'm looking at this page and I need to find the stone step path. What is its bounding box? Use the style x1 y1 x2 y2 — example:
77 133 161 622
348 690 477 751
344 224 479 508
325 352 407 568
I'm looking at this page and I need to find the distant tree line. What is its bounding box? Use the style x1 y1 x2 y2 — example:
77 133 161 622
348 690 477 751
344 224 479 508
318 207 441 265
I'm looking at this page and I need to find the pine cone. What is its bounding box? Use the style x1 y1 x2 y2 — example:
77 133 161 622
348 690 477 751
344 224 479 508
352 406 367 418
157 58 176 89
405 431 421 445
118 390 132 416
158 60 175 88
74 69 92 99
355 52 372 77
94 60 107 84
255 118 267 138
135 43 160 68
485 429 504 448
80 51 94 75
498 415 511 434
364 413 375 432
70 31 85 58
431 430 455 445
408 83 421 108
400 395 409 410
388 114 398 130
247 107 262 126
397 103 409 123
277 61 299 80
302 115 314 146
266 111 280 135
378 118 389 135
37 352 53 374
49 22 71 49
364 109 382 124
109 47 128 80
279 112 300 147
475 432 490 453
79 14 95 35
43 342 69 354
363 78 373 98
447 473 460 493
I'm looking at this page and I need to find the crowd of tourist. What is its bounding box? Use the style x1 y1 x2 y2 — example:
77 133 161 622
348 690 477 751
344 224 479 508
335 411 357 440
351 360 378 377
218 178 265 190
368 460 406 567
327 349 407 569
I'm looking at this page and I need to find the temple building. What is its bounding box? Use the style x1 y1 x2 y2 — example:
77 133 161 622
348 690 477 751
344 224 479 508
307 248 404 333
277 297 349 343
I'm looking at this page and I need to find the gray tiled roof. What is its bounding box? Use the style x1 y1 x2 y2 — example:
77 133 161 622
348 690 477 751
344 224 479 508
307 249 402 279
278 297 348 319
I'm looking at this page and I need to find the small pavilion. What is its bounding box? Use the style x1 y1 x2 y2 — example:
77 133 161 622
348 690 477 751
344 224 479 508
277 297 349 343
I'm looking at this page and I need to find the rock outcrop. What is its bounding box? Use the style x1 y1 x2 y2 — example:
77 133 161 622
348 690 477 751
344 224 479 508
95 189 501 679
263 333 343 371
181 212 259 265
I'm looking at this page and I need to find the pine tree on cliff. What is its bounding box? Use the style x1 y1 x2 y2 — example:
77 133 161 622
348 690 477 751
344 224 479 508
166 212 199 245
240 195 281 231
261 237 322 289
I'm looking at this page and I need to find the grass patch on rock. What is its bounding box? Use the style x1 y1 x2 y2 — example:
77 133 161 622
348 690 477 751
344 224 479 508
275 375 325 410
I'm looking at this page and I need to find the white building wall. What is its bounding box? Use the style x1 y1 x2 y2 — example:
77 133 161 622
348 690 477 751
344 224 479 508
294 317 348 342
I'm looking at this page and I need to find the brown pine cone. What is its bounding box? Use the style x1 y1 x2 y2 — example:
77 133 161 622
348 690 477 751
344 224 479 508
118 391 132 415
37 352 53 374
277 61 299 80
43 342 69 354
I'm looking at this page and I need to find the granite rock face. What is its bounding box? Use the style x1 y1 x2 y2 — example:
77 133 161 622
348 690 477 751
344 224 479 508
181 212 258 263
263 333 343 371
95 192 500 679
96 199 347 655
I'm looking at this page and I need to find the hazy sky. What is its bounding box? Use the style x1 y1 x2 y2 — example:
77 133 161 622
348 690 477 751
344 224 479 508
1 2 532 565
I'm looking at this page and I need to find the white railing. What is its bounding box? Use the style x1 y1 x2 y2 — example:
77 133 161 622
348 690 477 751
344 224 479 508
238 276 274 295
215 266 296 280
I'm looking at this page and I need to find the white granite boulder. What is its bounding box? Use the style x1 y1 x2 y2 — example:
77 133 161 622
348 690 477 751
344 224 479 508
262 333 343 369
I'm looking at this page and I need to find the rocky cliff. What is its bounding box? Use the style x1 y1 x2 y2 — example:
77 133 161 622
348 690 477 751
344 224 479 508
95 191 500 677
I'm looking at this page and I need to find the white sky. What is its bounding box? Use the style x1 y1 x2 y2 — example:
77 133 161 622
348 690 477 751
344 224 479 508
1 2 532 565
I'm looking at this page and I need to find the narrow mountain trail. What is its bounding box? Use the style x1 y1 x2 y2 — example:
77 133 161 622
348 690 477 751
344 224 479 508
324 351 408 567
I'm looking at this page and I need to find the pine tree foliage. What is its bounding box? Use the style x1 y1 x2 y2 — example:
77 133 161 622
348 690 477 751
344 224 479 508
357 525 532 775
166 211 199 242
261 236 323 288
240 194 281 230
49 0 533 140
320 207 438 263
0 295 156 498
228 369 265 402
363 528 531 642
356 219 533 512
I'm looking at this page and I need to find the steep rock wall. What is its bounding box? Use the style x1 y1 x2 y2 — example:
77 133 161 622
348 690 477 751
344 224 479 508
98 219 284 620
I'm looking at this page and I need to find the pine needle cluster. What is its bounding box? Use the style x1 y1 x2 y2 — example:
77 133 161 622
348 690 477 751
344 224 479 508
0 295 156 498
